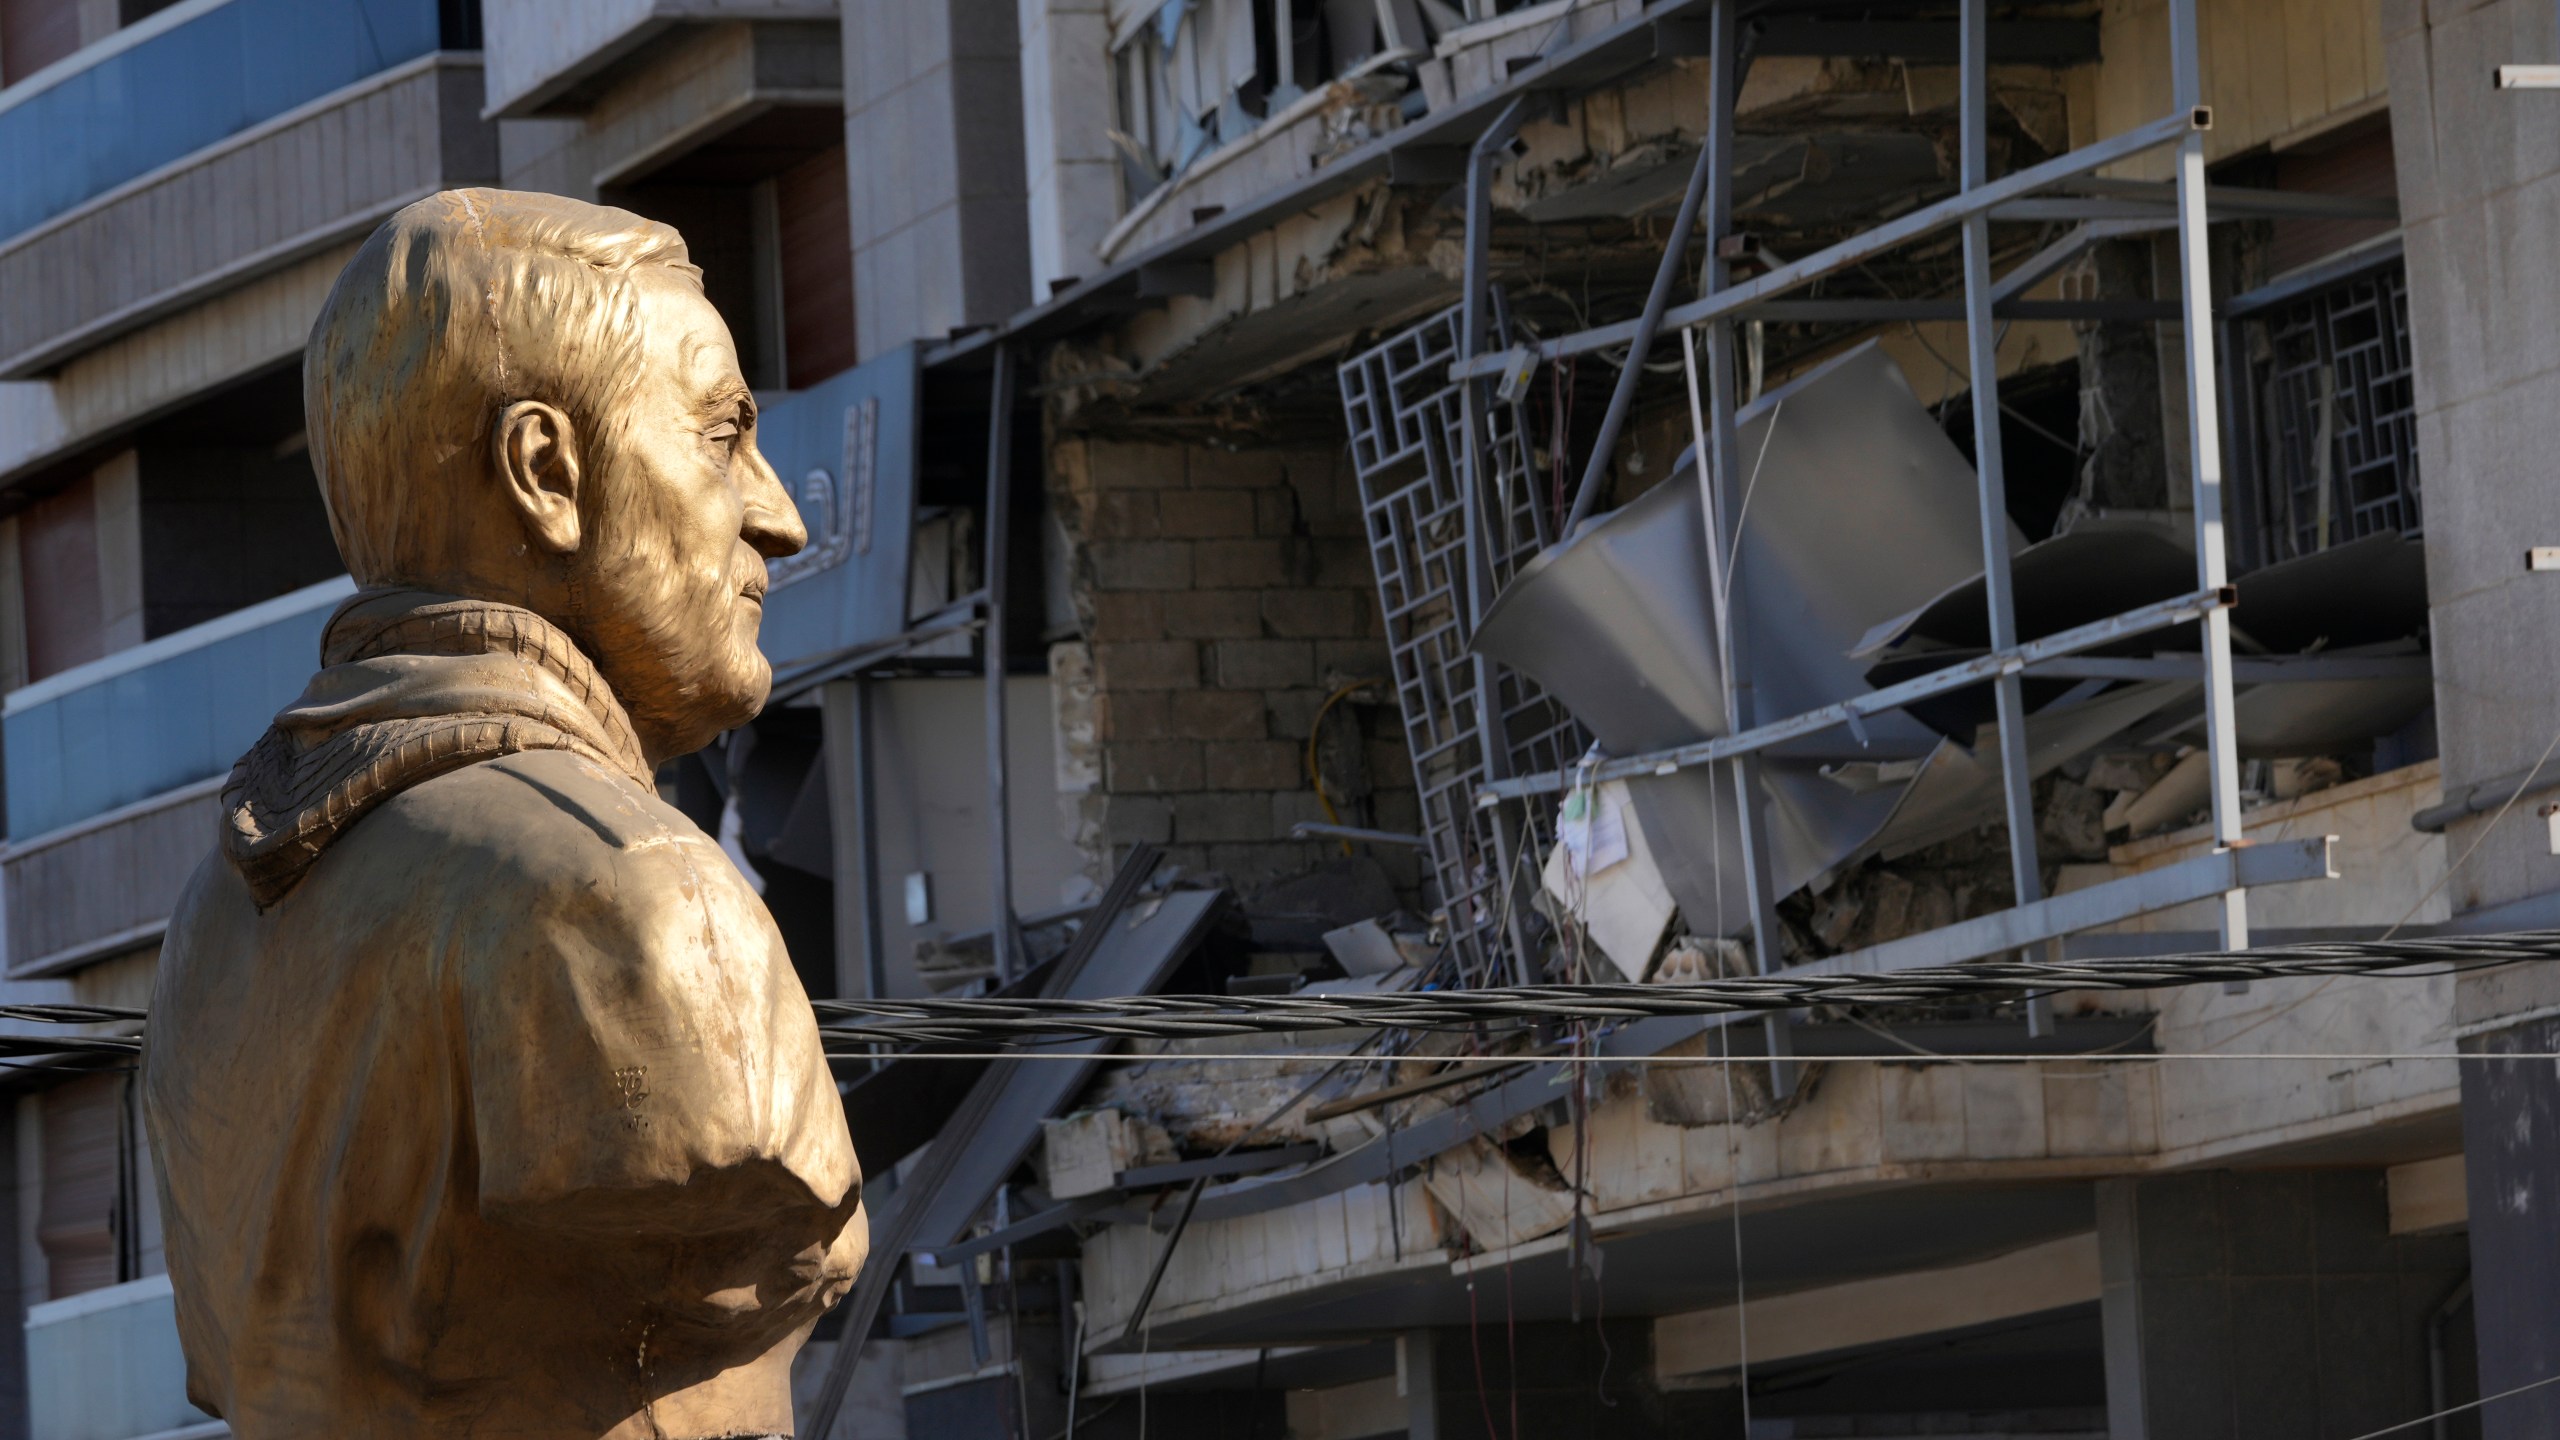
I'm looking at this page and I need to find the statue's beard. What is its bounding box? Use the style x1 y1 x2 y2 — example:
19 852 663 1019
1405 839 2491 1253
559 542 771 762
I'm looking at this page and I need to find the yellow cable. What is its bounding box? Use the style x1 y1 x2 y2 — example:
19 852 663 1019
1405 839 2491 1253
1305 678 1385 856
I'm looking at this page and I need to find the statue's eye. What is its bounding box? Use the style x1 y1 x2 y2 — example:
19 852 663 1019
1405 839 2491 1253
704 420 740 445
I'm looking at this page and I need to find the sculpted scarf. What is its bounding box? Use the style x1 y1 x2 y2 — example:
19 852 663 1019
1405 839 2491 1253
221 588 653 908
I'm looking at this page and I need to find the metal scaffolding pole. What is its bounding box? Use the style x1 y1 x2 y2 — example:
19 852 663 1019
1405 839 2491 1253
1958 0 2053 1035
2167 0 2251 951
1562 109 1718 535
984 345 1022 983
1692 0 1794 1093
1461 96 1537 987
821 675 891 1073
858 680 888 1007
822 677 889 1003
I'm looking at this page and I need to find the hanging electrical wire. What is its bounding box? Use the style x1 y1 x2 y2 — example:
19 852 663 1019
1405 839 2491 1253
788 931 2556 1045
6 934 2557 1057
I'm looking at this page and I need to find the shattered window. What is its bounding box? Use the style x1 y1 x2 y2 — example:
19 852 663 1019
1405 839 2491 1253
2236 258 2420 569
1107 0 1547 201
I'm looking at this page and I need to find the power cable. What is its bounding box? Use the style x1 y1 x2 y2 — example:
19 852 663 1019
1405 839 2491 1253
22 935 2560 1055
2343 1369 2560 1440
793 935 2556 1044
2188 722 2560 1056
810 1049 2560 1065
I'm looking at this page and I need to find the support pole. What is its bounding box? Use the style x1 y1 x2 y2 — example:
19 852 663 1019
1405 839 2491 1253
822 677 890 1008
1695 0 1794 1095
984 345 1021 983
852 677 886 1002
1461 98 1537 987
2167 0 2250 952
1959 0 2054 1035
1561 109 1720 536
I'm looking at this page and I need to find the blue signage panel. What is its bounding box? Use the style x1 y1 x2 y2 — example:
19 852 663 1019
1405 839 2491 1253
754 343 920 672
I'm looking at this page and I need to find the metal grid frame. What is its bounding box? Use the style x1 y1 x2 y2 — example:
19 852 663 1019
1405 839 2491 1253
1385 0 2274 1013
2235 256 2421 569
1339 299 1586 983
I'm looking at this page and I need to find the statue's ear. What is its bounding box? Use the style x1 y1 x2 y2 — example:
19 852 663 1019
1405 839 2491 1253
492 400 582 555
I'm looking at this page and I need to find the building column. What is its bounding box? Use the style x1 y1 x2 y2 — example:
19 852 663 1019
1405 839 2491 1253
1014 0 1120 297
2099 1170 2466 1439
840 0 1032 360
1398 1330 1443 1440
2460 1013 2560 1440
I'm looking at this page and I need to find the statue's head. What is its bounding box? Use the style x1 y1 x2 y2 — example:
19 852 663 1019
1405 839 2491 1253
305 189 806 762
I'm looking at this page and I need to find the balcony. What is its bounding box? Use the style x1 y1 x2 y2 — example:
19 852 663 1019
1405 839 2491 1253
0 361 922 838
1 576 348 974
481 0 837 120
581 19 840 191
0 0 493 377
26 1276 218 1440
0 0 449 243
4 576 350 844
0 347 922 975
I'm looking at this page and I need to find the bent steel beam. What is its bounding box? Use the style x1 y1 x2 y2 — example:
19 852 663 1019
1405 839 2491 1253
1782 838 2334 978
983 344 1020 983
1479 587 2232 801
1560 103 1721 536
1459 96 1536 986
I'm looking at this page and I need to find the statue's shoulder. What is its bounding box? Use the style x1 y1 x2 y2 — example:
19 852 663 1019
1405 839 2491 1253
375 749 786 989
265 750 774 976
365 748 736 894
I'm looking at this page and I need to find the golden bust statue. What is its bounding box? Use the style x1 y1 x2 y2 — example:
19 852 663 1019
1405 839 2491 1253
140 190 866 1438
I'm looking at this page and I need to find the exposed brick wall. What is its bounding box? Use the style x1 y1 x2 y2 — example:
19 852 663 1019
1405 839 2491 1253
1048 436 1421 892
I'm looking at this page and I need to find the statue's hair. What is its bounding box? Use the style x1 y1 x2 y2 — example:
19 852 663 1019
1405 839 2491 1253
305 189 703 585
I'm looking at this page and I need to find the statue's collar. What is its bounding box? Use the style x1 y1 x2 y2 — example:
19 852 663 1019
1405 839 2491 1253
219 588 654 907
308 588 652 781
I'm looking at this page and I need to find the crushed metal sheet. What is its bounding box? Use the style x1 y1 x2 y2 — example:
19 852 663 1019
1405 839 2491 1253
1475 341 1995 933
2227 531 2428 652
1850 521 2194 662
2191 668 2434 758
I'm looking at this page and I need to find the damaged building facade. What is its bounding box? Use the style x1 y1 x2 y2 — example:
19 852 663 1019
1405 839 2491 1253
0 0 2558 1437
